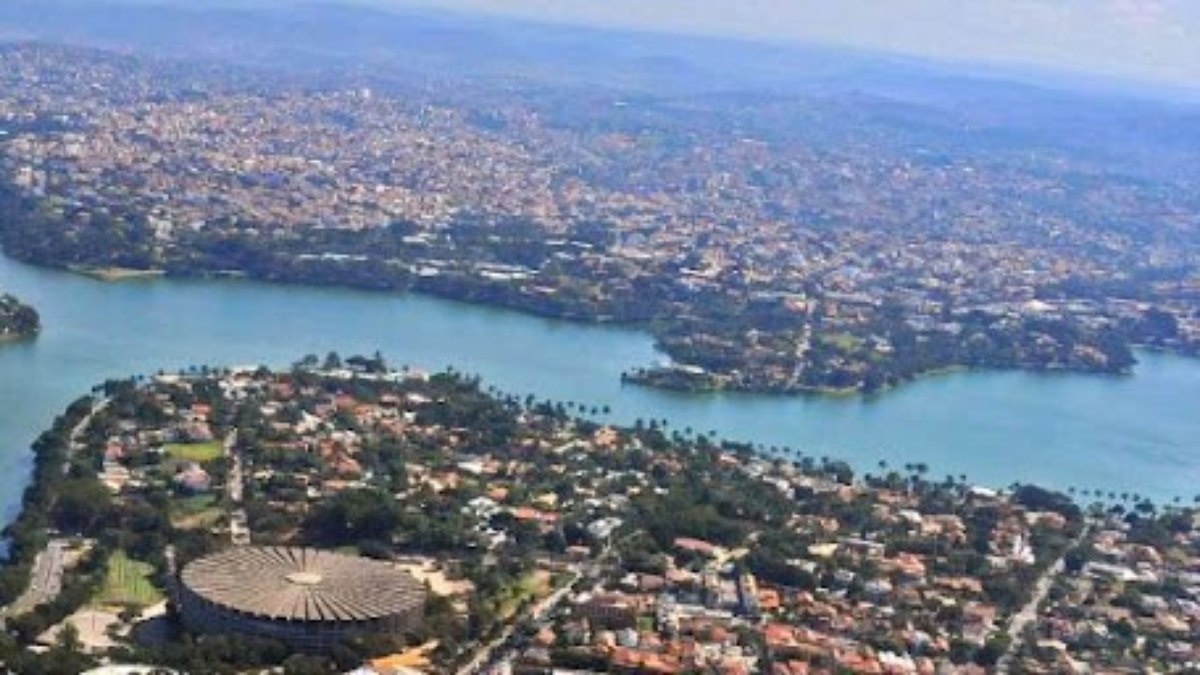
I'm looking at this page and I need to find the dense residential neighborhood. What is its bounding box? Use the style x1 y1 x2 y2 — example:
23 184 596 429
1 44 1197 393
0 2 1197 674
0 359 1193 673
1016 509 1200 672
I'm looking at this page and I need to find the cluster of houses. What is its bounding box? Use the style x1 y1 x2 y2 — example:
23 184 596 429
1022 514 1200 672
81 366 1198 674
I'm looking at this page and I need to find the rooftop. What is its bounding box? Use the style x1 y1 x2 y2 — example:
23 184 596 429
180 546 425 622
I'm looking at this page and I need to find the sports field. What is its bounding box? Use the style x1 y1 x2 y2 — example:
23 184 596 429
93 550 164 608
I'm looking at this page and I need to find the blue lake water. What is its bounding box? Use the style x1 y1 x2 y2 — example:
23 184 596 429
1 253 1198 523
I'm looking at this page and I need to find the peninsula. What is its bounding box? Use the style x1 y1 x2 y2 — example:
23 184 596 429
1 357 1196 673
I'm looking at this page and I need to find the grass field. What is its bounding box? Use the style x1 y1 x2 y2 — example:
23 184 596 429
92 550 164 608
820 332 865 352
170 494 223 530
163 441 223 463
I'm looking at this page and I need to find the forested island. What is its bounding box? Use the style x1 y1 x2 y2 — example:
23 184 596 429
0 291 39 340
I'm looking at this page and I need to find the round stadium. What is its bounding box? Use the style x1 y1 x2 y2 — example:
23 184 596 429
178 546 425 651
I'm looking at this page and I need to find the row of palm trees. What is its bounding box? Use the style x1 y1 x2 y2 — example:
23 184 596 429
1063 486 1196 510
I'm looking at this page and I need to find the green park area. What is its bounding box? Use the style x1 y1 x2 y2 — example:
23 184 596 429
163 441 223 463
169 494 223 530
92 550 164 609
496 570 552 621
819 332 864 352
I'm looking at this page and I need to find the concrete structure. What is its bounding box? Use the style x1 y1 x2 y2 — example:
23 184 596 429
178 546 425 651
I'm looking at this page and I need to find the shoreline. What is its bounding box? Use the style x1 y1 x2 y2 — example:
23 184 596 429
620 359 1138 399
67 265 167 282
0 249 1195 507
32 256 1188 399
0 330 38 343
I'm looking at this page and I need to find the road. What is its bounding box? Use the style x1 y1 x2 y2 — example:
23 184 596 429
786 325 812 389
224 430 250 545
64 398 108 473
2 539 69 620
996 526 1090 673
455 568 582 675
225 430 243 502
3 400 108 622
457 541 619 675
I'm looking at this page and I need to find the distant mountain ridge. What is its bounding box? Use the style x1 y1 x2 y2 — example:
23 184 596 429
0 0 938 94
1 0 1196 101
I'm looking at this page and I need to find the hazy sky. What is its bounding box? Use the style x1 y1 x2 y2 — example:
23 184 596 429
389 0 1200 87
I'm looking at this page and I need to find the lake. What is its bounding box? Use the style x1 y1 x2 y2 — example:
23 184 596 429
1 252 1198 524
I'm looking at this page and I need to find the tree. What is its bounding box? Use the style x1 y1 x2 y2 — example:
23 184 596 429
305 488 399 546
1064 545 1090 575
974 635 1010 666
323 351 343 370
55 623 82 654
53 478 113 534
282 653 337 675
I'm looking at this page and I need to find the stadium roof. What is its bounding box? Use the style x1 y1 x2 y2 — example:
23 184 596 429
181 546 425 622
